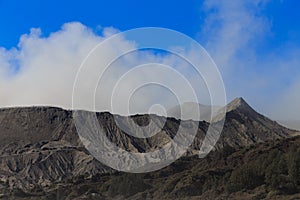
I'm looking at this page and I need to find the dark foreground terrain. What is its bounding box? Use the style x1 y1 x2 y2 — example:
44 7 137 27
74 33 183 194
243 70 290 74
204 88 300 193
0 98 299 199
0 136 299 200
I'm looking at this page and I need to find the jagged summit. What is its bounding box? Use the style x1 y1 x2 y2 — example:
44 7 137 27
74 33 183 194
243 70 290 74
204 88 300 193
226 97 254 113
229 97 246 105
167 97 255 122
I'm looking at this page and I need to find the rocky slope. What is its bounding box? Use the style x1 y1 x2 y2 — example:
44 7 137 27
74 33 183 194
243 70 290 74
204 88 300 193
0 98 297 193
217 98 294 147
1 136 300 200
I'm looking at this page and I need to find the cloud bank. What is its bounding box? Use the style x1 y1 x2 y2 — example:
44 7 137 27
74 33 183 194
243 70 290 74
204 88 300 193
0 22 220 116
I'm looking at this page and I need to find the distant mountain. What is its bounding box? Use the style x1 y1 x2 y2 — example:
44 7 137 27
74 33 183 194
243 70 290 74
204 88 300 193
216 97 296 148
0 97 297 195
169 97 296 148
167 102 221 122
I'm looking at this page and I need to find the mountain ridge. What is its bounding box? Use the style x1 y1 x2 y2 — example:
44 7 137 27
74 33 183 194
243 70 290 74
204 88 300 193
0 97 297 191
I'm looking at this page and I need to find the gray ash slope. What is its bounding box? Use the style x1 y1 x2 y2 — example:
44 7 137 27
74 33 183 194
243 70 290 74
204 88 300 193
0 98 296 189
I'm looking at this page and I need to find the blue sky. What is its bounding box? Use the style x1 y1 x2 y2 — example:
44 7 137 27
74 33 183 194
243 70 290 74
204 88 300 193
0 0 300 120
1 0 299 48
0 0 201 47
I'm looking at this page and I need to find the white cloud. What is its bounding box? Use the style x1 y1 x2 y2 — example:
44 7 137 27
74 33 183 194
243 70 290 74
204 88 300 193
0 22 222 116
201 0 270 67
200 0 300 120
0 22 102 108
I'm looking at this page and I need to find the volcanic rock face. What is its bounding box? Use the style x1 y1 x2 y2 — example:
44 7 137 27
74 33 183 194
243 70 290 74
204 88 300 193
0 98 296 190
217 97 295 148
0 107 112 189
